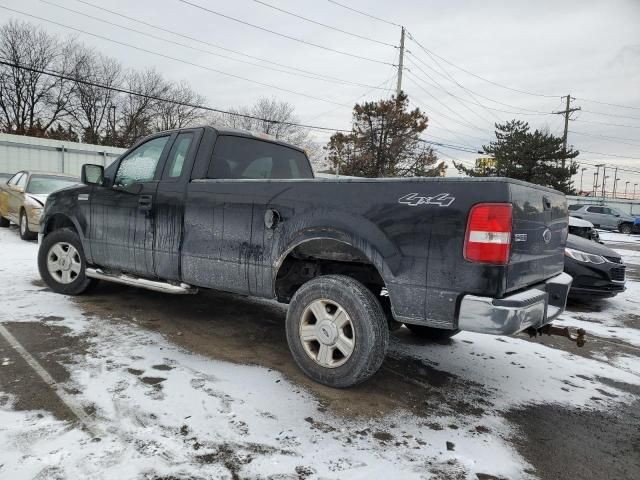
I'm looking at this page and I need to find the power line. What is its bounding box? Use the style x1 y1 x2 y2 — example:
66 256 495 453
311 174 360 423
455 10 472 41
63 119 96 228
177 0 394 66
72 0 381 89
581 109 640 121
0 59 352 134
405 30 561 99
325 0 402 28
43 0 386 91
580 149 640 161
404 56 495 125
568 130 640 147
252 0 395 47
0 5 350 107
574 118 640 129
405 72 493 134
575 97 640 111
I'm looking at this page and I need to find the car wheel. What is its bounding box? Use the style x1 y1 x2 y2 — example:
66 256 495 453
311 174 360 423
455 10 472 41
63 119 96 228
286 275 389 388
405 323 460 340
0 216 9 228
38 228 96 295
619 223 632 234
19 210 37 241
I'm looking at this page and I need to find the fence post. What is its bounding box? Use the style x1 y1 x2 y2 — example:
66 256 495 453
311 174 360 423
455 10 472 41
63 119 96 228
60 145 65 173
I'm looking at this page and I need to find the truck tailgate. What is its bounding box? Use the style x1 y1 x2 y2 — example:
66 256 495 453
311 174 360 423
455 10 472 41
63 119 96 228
506 183 568 293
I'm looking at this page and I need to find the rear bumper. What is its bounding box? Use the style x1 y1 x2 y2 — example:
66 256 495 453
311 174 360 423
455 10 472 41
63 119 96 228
457 272 572 335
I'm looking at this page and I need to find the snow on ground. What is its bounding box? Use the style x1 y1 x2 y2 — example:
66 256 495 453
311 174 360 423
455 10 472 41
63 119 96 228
597 230 640 245
1 227 640 479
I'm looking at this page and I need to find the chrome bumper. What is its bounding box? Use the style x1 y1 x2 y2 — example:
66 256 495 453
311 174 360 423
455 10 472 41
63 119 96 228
457 272 572 335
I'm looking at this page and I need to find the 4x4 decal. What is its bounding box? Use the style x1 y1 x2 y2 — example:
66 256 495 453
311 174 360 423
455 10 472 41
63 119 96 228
398 193 455 207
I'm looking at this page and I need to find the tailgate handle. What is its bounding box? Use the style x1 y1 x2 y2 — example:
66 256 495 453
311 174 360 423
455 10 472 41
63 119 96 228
543 196 552 211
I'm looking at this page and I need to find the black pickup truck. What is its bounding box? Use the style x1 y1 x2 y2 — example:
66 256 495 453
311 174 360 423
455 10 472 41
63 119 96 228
37 126 572 387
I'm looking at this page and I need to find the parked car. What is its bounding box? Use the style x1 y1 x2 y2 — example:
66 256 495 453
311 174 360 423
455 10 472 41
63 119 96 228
565 233 625 299
0 171 79 240
569 204 636 233
37 126 572 387
568 216 600 242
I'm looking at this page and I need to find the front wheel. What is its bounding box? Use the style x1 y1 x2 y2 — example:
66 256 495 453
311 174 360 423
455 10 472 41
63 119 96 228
38 228 96 295
619 223 632 234
286 275 389 388
19 210 37 240
405 323 460 340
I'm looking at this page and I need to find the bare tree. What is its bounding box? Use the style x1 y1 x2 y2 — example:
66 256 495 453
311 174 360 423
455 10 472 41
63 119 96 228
67 47 122 144
0 20 77 135
214 97 320 161
154 81 206 131
116 68 169 146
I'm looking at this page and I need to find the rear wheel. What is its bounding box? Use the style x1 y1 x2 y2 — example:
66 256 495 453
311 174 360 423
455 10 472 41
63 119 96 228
38 228 96 295
405 323 460 340
19 210 37 240
619 223 632 234
286 275 389 388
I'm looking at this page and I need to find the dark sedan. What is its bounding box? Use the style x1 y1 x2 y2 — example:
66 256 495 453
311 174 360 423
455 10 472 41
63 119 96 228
565 233 626 299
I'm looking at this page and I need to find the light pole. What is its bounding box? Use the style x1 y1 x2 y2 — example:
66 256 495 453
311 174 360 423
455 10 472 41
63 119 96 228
635 183 638 200
625 181 630 198
579 167 587 194
603 175 609 198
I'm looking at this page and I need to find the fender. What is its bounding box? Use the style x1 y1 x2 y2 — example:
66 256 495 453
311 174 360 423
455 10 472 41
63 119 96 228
43 211 91 261
271 209 403 289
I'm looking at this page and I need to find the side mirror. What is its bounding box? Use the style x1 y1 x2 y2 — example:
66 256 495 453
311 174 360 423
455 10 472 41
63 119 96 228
81 164 104 186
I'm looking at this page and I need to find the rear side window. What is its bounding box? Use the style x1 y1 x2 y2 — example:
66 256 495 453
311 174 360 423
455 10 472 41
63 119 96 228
587 206 603 214
16 173 27 189
207 135 313 180
568 204 582 211
165 133 193 178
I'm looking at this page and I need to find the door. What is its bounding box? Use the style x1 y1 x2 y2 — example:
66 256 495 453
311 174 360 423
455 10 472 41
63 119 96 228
600 207 617 229
88 134 173 276
153 129 201 281
8 172 27 223
0 172 24 222
584 206 605 228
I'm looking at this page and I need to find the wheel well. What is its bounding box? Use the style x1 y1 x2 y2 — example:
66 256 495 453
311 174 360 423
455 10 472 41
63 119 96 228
44 214 77 235
275 239 386 303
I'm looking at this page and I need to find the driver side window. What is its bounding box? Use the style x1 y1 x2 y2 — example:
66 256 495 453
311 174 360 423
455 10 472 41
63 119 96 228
114 136 170 187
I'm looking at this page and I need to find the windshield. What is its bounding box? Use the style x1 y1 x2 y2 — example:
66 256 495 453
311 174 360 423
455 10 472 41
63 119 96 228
26 175 78 194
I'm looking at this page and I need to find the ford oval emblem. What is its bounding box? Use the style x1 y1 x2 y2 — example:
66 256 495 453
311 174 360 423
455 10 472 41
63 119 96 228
542 228 552 244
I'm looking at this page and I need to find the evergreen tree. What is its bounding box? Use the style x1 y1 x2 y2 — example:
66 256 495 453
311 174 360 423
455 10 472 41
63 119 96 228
325 93 446 178
455 120 579 193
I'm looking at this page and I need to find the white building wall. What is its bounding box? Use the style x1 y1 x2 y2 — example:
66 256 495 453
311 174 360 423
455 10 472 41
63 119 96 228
0 133 126 177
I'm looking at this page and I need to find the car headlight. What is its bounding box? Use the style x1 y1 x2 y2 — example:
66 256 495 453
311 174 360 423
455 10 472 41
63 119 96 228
565 247 605 264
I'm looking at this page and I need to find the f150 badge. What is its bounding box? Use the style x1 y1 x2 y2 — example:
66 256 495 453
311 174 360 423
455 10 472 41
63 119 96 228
398 193 455 207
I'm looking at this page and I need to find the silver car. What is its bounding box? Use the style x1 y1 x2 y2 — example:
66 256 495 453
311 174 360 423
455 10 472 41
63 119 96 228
568 204 636 234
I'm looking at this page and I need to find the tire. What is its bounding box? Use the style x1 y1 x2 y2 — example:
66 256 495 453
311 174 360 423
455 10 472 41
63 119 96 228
619 223 632 234
405 323 460 340
38 228 96 295
0 216 9 228
286 275 389 388
19 210 37 241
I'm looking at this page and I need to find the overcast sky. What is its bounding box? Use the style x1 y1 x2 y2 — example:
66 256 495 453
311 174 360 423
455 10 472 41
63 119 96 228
3 0 640 191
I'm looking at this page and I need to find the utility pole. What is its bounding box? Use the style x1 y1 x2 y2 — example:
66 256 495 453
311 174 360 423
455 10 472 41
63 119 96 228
552 95 581 169
594 164 604 197
396 26 405 98
612 167 619 198
601 165 607 199
592 172 597 197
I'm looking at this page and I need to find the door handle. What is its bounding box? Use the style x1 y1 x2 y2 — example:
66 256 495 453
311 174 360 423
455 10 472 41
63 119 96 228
138 195 153 211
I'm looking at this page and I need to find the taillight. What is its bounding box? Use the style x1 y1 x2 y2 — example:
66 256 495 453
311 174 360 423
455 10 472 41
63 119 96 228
464 203 513 265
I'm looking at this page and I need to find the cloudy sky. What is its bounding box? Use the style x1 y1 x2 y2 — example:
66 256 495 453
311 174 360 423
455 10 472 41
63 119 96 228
2 0 639 190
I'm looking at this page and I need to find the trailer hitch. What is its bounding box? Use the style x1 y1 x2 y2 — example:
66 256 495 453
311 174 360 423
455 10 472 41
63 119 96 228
526 324 586 347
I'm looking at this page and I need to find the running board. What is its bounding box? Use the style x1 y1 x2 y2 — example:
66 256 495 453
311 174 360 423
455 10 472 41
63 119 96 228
85 268 198 295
